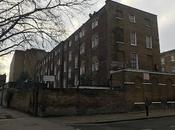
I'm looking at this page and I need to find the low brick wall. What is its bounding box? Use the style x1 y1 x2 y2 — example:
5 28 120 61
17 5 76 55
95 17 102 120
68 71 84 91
37 89 130 116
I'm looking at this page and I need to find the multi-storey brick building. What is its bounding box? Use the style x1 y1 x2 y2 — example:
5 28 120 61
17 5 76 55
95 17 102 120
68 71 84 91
161 49 175 73
35 0 161 88
9 49 47 82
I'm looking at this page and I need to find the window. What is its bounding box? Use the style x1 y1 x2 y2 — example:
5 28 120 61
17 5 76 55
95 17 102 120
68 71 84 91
51 63 53 71
129 14 136 23
57 71 60 81
131 53 139 69
171 55 175 61
161 58 165 65
92 56 99 72
114 27 124 43
64 43 67 51
63 79 66 88
80 43 85 54
75 34 78 41
146 36 153 49
74 74 79 86
92 18 98 29
79 29 85 38
144 18 151 27
130 32 137 46
69 51 72 62
161 67 165 72
75 56 78 68
116 10 123 19
58 59 61 65
91 34 99 48
172 66 175 73
64 61 67 72
68 40 72 47
54 67 57 75
68 67 72 79
80 61 85 75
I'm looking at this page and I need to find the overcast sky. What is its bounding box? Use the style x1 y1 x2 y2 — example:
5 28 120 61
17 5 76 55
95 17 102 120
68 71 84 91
1 0 175 81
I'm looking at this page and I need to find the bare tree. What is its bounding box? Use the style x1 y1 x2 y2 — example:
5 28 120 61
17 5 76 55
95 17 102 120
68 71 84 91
0 0 94 57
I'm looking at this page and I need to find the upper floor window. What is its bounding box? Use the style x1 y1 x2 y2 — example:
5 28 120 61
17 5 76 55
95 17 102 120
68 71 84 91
129 14 136 23
58 58 61 65
116 10 123 19
161 58 165 65
80 61 85 75
75 34 78 41
80 43 85 54
131 53 139 69
92 56 99 72
68 67 72 79
130 32 137 46
64 61 67 72
69 51 72 62
91 34 99 48
54 67 57 75
144 18 151 27
146 36 153 49
57 71 60 81
68 40 72 47
92 18 98 29
114 27 124 44
79 29 85 38
171 55 175 61
64 43 67 51
75 56 78 69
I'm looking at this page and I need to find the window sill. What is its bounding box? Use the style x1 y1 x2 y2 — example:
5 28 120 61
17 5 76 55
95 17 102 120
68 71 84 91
115 17 123 20
116 41 124 44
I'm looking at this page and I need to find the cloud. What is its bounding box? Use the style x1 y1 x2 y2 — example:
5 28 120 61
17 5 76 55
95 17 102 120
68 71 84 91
0 54 13 82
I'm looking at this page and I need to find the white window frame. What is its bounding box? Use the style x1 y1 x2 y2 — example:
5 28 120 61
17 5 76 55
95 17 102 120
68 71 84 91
130 32 137 46
68 67 72 79
171 55 175 61
69 51 72 62
92 56 99 72
64 61 67 72
146 36 153 49
161 58 165 65
92 34 99 48
68 40 72 47
57 71 60 81
80 43 85 54
75 56 78 69
131 53 139 69
80 61 85 75
129 15 136 23
75 34 78 41
92 18 98 29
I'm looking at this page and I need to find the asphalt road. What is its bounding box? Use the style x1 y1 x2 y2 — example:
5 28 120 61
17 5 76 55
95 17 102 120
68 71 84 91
72 116 175 130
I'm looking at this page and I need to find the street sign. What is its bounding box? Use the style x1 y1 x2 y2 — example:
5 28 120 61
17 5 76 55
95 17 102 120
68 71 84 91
43 75 55 82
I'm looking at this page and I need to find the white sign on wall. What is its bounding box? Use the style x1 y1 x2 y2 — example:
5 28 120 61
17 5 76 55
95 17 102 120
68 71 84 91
43 75 55 82
143 73 150 80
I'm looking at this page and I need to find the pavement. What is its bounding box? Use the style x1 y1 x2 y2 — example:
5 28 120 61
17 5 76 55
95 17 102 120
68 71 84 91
48 109 175 124
1 107 175 129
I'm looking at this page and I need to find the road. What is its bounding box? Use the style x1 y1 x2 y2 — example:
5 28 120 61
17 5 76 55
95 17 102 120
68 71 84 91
72 117 175 130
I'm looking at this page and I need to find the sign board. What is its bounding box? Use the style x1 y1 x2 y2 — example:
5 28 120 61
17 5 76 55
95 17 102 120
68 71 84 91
143 73 150 80
43 75 55 82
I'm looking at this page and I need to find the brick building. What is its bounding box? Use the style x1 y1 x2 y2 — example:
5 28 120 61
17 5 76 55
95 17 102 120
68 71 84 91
9 49 47 82
161 49 175 73
0 74 6 87
35 0 163 88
